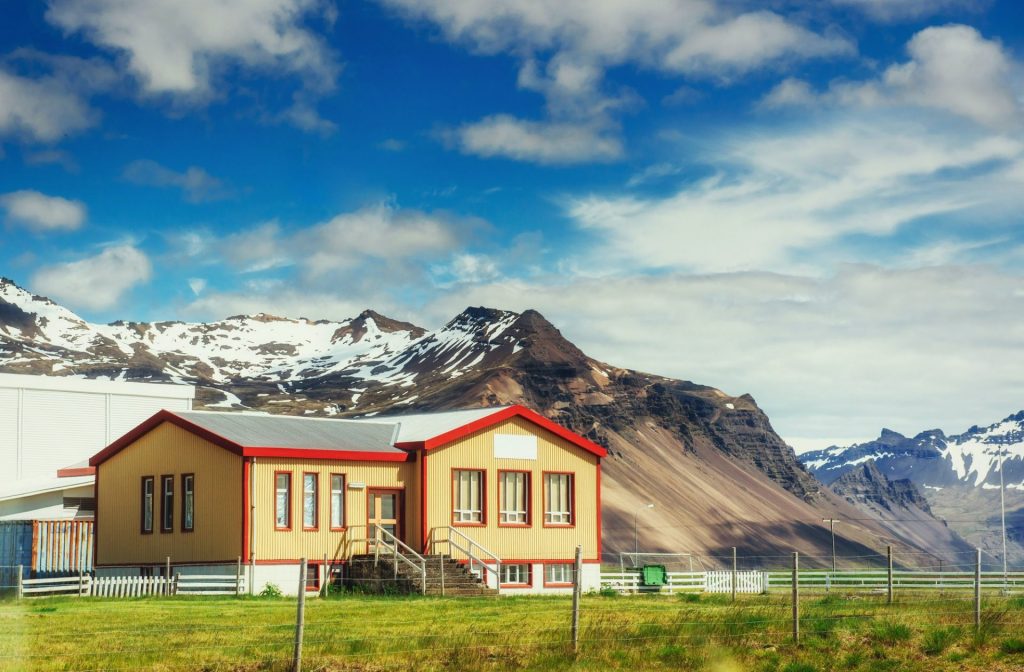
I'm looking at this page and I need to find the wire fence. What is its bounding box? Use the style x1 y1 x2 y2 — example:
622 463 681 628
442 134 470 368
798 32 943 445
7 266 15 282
1 549 1023 672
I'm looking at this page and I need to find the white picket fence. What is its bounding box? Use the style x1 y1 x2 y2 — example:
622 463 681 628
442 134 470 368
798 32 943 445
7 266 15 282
601 569 1024 595
20 573 245 598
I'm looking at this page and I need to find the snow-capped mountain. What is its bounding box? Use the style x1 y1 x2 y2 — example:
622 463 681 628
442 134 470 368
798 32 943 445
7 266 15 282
0 277 973 564
801 412 1024 490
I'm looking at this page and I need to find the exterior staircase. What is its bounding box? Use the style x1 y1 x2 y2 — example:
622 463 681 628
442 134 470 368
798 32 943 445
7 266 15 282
347 553 498 596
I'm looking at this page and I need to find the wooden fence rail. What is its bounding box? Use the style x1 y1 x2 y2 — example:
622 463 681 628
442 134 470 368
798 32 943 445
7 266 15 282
19 573 244 598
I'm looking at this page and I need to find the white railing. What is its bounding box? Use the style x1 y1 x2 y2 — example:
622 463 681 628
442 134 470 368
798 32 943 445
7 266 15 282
428 527 502 595
601 569 1024 594
21 572 245 598
601 570 704 594
372 524 428 595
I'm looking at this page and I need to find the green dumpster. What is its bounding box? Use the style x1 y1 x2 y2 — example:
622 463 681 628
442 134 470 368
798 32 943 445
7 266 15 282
641 564 667 586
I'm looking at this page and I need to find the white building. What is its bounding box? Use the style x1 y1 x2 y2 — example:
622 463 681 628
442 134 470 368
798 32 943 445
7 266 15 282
0 374 194 521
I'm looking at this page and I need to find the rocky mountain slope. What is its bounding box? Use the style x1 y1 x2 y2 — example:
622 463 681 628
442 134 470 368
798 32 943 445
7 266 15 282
0 277 971 567
802 412 1024 489
800 414 1024 566
830 460 934 515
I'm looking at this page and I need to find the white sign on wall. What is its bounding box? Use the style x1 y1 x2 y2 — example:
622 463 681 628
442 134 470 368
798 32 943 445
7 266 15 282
493 434 537 460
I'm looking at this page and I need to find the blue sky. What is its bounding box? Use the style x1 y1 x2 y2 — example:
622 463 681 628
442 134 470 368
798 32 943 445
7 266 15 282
2 0 1023 447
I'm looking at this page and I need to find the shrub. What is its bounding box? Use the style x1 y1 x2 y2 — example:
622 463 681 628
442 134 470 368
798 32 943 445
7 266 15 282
921 626 961 655
782 662 816 672
1000 638 1024 654
258 583 283 598
870 620 912 646
599 586 619 598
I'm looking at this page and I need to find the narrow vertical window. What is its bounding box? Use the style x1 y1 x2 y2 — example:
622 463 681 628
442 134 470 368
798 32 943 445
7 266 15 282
275 472 291 530
544 473 574 525
160 475 174 532
303 472 318 530
141 476 154 534
499 471 529 525
330 474 345 529
452 469 484 524
181 474 195 532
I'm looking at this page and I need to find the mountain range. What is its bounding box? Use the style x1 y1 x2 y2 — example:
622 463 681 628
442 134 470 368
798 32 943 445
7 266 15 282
0 277 975 567
801 413 1024 565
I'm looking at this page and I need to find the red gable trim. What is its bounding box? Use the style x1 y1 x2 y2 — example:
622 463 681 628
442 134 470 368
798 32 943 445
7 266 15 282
89 410 244 466
89 410 417 466
394 404 607 458
57 466 96 478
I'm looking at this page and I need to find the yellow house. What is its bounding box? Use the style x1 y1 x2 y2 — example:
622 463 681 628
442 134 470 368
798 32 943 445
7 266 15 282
89 405 605 595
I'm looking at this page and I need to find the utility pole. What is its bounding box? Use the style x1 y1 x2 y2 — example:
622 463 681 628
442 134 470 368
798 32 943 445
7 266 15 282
822 519 839 572
999 445 1008 594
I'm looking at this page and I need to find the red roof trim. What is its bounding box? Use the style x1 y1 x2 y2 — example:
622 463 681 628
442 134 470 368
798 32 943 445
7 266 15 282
57 466 96 478
89 410 244 466
395 405 607 458
242 447 413 462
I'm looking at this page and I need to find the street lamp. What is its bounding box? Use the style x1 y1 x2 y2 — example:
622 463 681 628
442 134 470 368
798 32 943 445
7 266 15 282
634 504 655 558
822 518 839 573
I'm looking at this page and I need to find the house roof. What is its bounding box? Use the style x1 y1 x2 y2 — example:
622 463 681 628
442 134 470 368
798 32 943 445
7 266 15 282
89 404 607 466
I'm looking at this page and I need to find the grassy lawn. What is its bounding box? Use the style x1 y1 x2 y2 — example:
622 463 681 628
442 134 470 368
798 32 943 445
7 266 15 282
0 591 1023 671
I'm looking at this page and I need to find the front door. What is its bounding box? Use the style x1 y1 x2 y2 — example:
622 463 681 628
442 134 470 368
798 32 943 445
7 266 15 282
368 489 403 544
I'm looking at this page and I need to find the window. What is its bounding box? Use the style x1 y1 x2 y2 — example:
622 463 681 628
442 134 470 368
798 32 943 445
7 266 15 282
330 474 345 529
305 563 319 591
544 473 574 525
275 472 291 530
499 471 530 525
500 563 531 587
544 563 575 586
452 469 484 524
181 474 195 532
160 475 174 532
303 473 318 530
141 476 154 534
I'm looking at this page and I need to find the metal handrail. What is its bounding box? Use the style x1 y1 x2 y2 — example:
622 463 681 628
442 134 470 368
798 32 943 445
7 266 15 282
429 526 502 595
372 524 427 594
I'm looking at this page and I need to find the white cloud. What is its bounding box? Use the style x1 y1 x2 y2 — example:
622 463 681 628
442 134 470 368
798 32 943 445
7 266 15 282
430 253 501 287
383 0 852 163
567 118 1024 272
0 190 86 232
0 68 98 142
421 263 1024 442
763 25 1020 128
381 0 852 78
31 245 152 310
23 149 79 172
453 115 623 164
45 0 339 130
122 160 232 203
187 278 207 296
832 0 981 22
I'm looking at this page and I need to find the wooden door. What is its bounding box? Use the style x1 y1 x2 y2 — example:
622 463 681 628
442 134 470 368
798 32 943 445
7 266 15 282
367 489 403 543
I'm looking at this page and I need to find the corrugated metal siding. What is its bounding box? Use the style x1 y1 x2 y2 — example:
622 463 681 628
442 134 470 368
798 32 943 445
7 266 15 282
32 520 93 576
0 389 18 480
0 521 32 587
252 458 418 561
424 416 599 561
97 422 243 565
22 390 106 481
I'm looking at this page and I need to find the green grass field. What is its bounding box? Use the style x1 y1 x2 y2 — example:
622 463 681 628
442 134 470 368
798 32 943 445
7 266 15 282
1 591 1023 671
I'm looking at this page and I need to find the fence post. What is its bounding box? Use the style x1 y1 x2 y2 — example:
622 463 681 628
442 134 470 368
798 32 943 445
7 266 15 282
887 546 893 605
173 572 180 596
974 548 981 633
249 557 255 596
294 558 307 672
78 567 84 597
440 556 446 597
791 552 799 644
321 554 328 598
15 565 22 601
572 545 582 654
165 557 171 597
731 547 737 602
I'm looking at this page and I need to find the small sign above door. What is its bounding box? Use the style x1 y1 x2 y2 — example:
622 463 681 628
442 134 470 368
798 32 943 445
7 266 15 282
494 434 537 460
